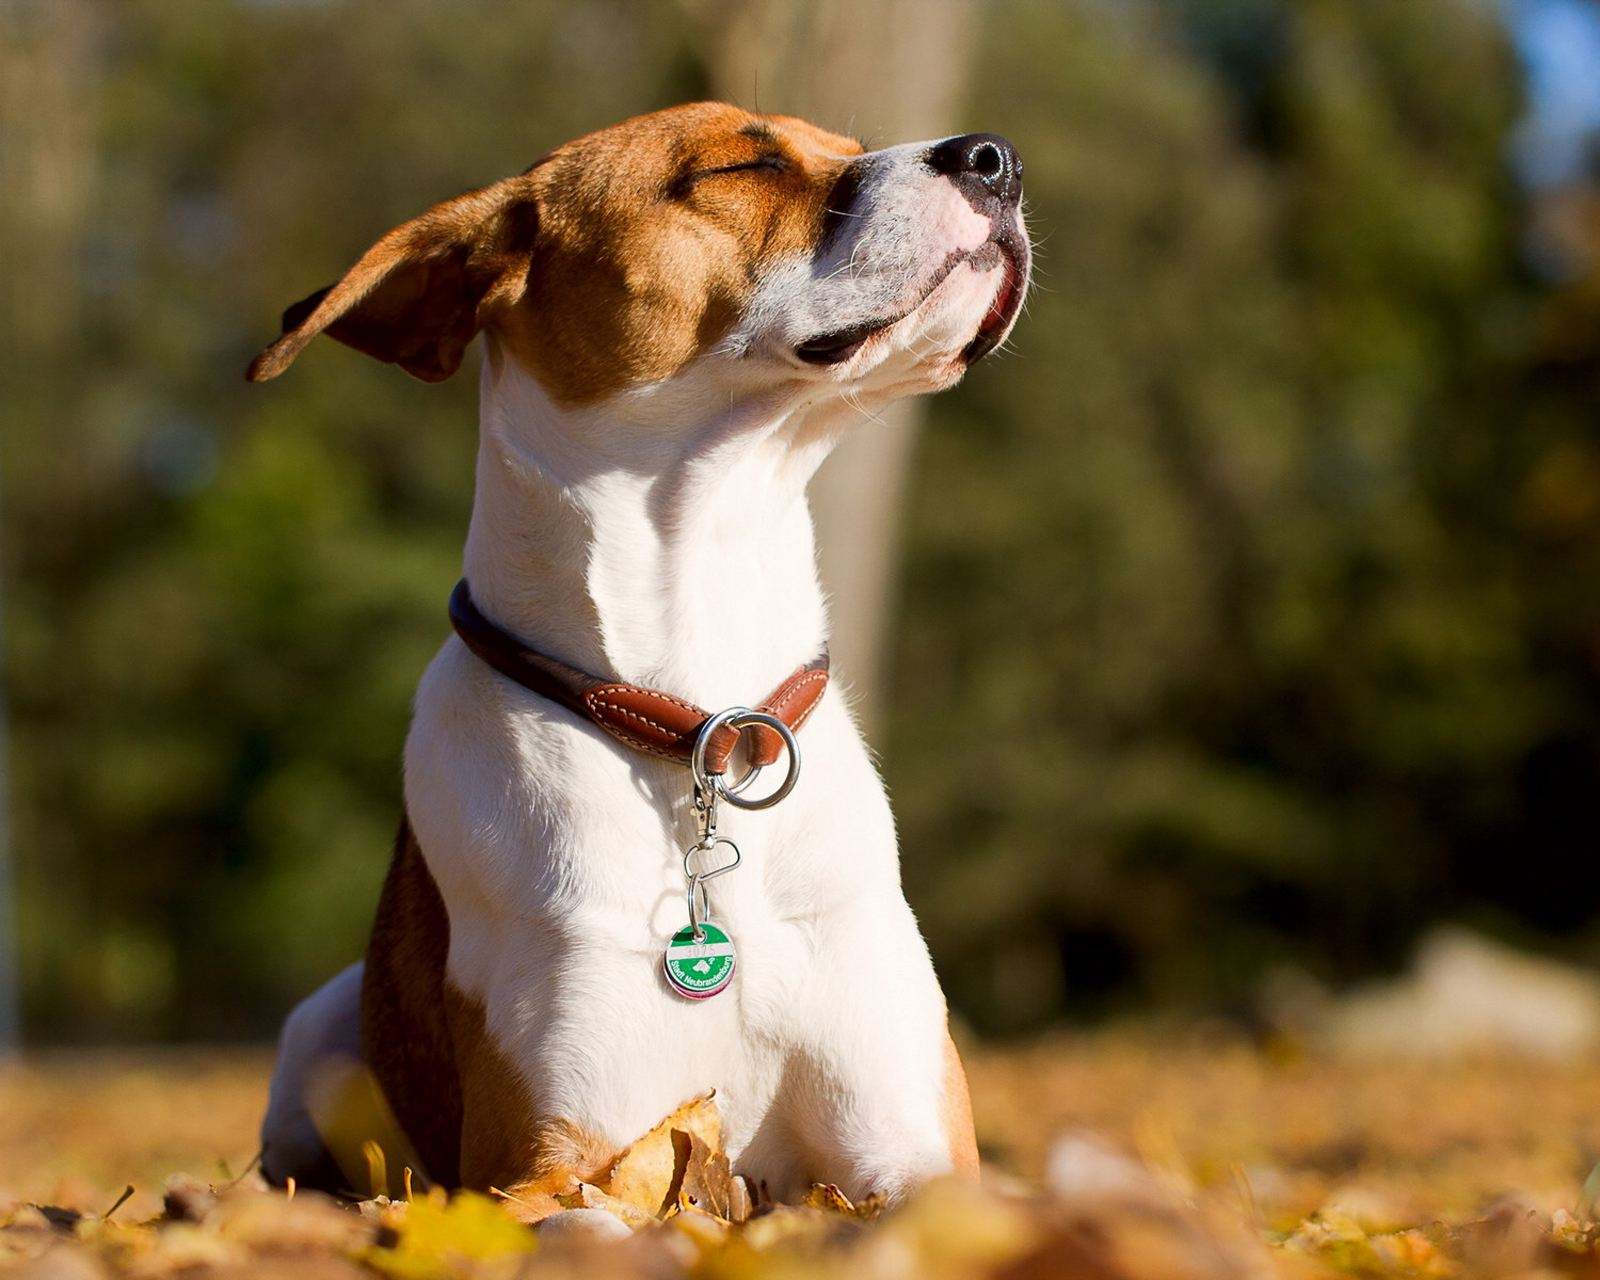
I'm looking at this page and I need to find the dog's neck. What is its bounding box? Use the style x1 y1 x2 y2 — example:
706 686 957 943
463 341 850 709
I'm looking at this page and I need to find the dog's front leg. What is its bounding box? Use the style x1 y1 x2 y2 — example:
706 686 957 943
780 901 979 1203
445 942 744 1210
436 982 574 1204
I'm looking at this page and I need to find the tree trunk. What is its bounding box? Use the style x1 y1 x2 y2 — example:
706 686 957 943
694 0 976 731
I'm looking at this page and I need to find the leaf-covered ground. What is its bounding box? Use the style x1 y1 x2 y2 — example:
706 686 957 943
5 1032 1600 1278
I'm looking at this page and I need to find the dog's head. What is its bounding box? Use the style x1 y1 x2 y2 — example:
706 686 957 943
248 102 1029 407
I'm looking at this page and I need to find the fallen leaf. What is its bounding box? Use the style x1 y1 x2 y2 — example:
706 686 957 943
594 1092 722 1218
553 1183 656 1231
160 1175 215 1224
668 1204 730 1251
677 1132 734 1220
803 1183 856 1216
721 1204 856 1259
364 1190 535 1279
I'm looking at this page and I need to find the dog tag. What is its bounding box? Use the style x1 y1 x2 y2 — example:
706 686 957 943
663 922 736 1000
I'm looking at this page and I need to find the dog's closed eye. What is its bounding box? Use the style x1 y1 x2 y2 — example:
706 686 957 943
668 154 790 200
702 154 789 178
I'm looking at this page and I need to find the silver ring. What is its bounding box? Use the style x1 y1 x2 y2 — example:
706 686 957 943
690 708 802 810
687 875 709 941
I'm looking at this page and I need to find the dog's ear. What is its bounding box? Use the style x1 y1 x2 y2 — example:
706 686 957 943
246 179 539 384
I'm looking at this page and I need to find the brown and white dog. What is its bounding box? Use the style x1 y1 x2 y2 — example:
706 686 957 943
252 103 1028 1210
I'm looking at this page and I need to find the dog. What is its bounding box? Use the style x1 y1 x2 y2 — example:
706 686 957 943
251 102 1029 1211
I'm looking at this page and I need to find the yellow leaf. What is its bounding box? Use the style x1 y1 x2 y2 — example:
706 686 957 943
670 1204 730 1250
364 1191 535 1279
870 1178 1038 1272
553 1183 656 1231
677 1132 735 1220
594 1092 722 1218
803 1183 856 1216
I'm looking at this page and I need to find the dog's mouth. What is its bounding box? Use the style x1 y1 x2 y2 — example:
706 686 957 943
793 227 1028 369
794 316 902 366
960 231 1026 364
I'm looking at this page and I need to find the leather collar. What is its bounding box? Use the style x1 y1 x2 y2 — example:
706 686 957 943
448 579 828 775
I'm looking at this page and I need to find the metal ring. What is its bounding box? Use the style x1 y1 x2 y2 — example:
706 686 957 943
690 708 802 810
690 707 753 794
686 876 709 941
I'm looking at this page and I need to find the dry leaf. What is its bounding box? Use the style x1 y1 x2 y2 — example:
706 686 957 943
553 1183 656 1231
593 1092 722 1218
803 1183 856 1216
668 1205 729 1251
363 1190 535 1279
16 1044 1600 1280
302 1056 422 1201
676 1133 734 1220
737 1203 859 1253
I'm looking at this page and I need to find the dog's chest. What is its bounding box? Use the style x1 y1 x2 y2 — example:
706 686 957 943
406 639 899 1048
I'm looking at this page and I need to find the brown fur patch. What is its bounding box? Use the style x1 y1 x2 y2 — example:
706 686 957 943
249 102 863 404
499 103 861 403
362 822 464 1185
362 819 615 1195
447 985 614 1193
248 185 538 384
942 1028 981 1176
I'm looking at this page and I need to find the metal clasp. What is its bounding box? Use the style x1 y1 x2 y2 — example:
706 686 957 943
678 708 801 942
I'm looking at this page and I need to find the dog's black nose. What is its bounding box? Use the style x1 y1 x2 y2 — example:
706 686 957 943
926 133 1022 205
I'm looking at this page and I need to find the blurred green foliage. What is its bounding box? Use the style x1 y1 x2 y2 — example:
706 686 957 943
2 0 1598 1040
895 0 1600 1030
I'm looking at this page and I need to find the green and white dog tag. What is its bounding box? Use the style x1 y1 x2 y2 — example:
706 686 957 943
663 922 736 1000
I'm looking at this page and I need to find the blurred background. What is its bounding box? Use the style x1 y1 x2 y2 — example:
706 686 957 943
2 0 1599 1053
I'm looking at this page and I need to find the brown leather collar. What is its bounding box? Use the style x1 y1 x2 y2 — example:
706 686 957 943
448 579 828 775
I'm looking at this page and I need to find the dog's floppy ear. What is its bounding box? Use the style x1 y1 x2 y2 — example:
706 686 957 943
246 179 538 384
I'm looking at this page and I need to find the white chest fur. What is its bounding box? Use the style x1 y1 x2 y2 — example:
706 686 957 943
398 350 954 1200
